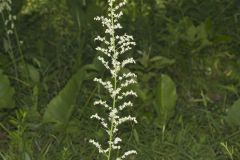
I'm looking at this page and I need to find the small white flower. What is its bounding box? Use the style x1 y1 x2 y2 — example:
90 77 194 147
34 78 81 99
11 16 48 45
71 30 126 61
114 137 122 144
111 88 121 98
121 58 136 68
90 113 108 128
94 78 114 94
96 47 111 57
109 108 118 119
1 0 16 35
120 79 137 88
89 139 109 154
118 101 133 110
94 36 110 45
94 100 111 110
98 56 110 70
119 90 137 99
117 116 137 125
122 72 137 78
121 150 137 159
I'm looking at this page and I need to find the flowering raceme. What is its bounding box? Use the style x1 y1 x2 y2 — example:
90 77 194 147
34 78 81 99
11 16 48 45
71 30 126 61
89 0 137 159
0 0 16 35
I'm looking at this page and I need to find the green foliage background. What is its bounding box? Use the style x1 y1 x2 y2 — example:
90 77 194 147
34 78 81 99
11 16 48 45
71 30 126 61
0 0 240 159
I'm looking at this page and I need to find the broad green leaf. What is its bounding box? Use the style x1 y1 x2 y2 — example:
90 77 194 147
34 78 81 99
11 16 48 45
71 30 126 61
28 64 40 83
155 74 177 126
0 69 15 109
43 68 86 127
214 35 232 43
226 99 240 126
18 63 40 83
24 152 31 160
186 24 197 42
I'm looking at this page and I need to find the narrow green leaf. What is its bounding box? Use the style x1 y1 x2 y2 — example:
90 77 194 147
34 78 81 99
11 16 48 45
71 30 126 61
133 129 140 144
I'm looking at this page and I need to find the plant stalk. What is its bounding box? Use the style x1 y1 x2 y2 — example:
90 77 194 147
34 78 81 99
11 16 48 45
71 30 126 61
107 1 117 159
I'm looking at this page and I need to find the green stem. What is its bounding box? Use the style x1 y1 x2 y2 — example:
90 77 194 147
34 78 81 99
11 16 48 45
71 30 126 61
14 27 30 82
107 1 117 159
107 77 117 160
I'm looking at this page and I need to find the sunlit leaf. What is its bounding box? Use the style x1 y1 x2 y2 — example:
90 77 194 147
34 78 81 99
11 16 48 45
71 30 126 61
226 99 240 126
155 74 177 126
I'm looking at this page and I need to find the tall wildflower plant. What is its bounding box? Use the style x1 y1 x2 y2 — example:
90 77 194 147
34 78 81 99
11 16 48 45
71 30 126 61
89 0 138 160
0 0 18 76
0 0 16 35
1 0 26 80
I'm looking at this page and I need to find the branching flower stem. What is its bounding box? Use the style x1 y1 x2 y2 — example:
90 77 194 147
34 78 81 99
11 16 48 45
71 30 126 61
0 11 17 78
0 0 29 82
90 0 137 159
107 1 117 159
108 79 116 160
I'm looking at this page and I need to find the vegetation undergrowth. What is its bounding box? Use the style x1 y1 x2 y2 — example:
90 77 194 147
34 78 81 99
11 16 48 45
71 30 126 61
0 0 240 160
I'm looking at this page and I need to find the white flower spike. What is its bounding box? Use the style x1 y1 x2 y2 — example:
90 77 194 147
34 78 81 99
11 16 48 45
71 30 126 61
0 0 16 35
89 0 137 159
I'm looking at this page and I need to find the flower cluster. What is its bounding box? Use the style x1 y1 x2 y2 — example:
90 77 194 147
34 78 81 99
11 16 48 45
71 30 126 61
89 0 137 159
0 0 16 35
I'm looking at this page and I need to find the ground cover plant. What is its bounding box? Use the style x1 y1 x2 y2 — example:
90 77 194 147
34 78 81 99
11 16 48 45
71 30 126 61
0 0 240 160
